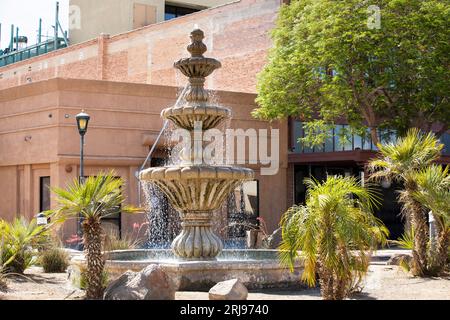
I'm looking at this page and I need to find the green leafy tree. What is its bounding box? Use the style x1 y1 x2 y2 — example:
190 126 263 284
51 172 140 299
253 0 449 145
413 165 449 274
368 129 443 276
280 176 388 300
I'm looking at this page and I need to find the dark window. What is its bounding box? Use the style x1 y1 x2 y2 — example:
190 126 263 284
81 175 122 238
101 177 122 239
164 4 200 20
39 176 51 212
227 180 259 240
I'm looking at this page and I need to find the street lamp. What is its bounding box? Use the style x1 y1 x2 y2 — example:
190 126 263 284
76 110 90 182
75 110 90 250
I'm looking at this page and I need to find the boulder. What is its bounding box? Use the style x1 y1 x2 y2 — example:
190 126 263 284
104 265 175 300
387 253 412 266
262 227 282 249
208 279 248 300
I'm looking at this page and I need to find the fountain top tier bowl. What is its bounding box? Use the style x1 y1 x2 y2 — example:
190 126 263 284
160 28 231 131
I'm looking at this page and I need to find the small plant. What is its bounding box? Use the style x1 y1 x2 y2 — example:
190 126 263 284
390 228 414 250
39 247 70 273
79 265 108 291
0 217 50 274
50 172 140 299
103 223 146 252
103 232 142 251
280 176 388 300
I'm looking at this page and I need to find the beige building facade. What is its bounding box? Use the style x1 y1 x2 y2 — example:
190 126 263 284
0 78 288 241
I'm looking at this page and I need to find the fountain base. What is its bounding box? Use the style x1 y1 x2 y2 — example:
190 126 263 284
70 249 304 291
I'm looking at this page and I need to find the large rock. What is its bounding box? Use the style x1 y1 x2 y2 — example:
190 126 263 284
104 265 175 300
262 227 282 249
387 253 412 266
209 279 248 300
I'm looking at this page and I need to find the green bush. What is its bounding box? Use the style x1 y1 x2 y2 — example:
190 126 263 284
39 247 69 273
79 265 109 291
0 217 50 274
103 230 143 252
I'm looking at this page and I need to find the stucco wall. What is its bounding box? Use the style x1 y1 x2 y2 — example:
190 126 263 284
0 78 287 240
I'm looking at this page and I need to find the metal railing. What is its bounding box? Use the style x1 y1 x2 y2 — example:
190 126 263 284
0 38 67 68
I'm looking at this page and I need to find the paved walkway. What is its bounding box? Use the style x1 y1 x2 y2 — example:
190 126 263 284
176 264 449 300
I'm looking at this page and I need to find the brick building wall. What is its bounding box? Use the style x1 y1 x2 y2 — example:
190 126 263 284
0 0 281 93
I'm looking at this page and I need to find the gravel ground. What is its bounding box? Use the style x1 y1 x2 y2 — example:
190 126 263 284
0 267 84 300
1 264 448 300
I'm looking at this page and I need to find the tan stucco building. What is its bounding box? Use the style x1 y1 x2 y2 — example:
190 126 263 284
0 77 288 241
0 0 286 241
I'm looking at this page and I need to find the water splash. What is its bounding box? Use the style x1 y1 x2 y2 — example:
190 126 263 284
141 82 255 250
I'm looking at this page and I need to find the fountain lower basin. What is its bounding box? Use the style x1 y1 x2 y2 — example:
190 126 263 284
70 249 304 291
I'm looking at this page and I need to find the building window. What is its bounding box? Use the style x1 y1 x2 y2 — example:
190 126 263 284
39 177 51 212
101 205 122 239
164 4 200 20
227 180 259 241
101 177 122 239
292 121 399 154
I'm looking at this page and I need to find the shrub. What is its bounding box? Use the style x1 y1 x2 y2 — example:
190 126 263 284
0 217 49 274
79 265 109 291
103 229 143 252
280 176 388 300
39 247 69 273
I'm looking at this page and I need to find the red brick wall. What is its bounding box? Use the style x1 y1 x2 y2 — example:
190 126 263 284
0 0 280 92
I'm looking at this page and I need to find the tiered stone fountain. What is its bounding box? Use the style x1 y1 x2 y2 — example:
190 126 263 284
139 28 254 260
70 29 303 291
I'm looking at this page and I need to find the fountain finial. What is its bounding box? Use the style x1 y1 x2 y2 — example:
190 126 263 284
173 28 221 104
187 28 207 57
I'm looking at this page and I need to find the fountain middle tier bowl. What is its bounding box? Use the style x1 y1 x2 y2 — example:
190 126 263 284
139 165 254 212
161 103 231 130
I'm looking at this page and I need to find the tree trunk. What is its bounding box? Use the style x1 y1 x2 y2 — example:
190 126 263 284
369 126 379 146
334 276 347 300
83 218 105 299
409 197 428 277
432 217 449 275
318 263 334 300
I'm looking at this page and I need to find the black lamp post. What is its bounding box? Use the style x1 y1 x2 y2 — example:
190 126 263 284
76 110 90 182
75 110 90 250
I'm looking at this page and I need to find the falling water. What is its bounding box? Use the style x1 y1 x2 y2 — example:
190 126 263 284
140 83 189 248
140 81 254 250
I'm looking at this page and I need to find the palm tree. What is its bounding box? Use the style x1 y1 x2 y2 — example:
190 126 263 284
368 128 443 276
412 165 449 274
51 172 139 299
280 176 388 300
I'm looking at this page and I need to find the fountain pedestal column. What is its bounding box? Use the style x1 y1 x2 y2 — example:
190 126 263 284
171 211 223 259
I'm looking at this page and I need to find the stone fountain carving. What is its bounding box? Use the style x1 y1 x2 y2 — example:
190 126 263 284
139 29 254 260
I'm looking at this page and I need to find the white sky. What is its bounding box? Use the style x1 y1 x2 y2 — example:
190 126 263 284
0 0 69 49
